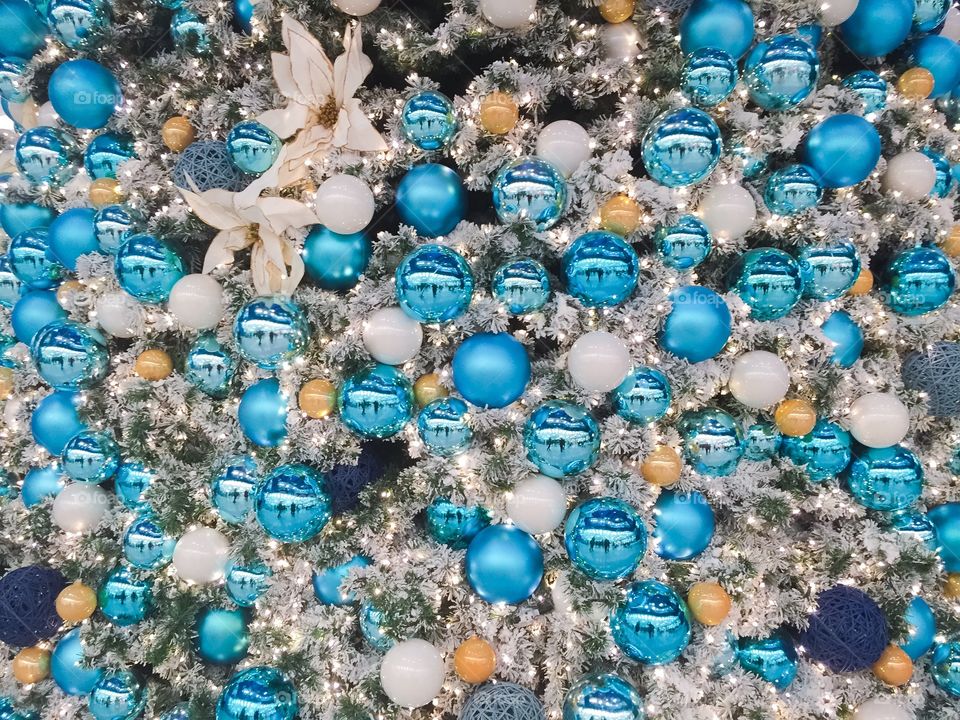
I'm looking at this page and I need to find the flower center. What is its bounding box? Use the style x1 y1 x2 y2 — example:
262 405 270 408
315 97 340 128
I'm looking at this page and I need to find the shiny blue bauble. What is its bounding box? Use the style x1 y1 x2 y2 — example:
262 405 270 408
679 0 754 59
93 205 137 254
426 497 490 549
51 628 102 696
21 463 65 507
764 164 822 215
885 246 955 316
798 240 861 300
821 310 863 368
115 234 185 303
196 608 249 665
642 108 722 188
0 57 29 103
0 255 21 308
226 563 271 607
842 71 888 115
226 121 280 175
612 366 671 424
681 48 738 107
312 555 369 605
88 671 146 720
418 397 472 456
659 285 730 362
216 667 297 720
0 334 16 368
890 508 937 547
211 455 259 525
395 163 466 237
491 258 550 314
451 332 530 408
114 461 155 510
736 632 798 689
238 378 289 447
255 464 331 543
932 642 960 697
609 579 691 665
123 514 175 569
951 446 960 475
845 444 924 511
678 408 743 476
159 705 190 720
492 156 568 231
10 228 64 289
744 35 819 111
929 502 960 572
465 525 544 605
562 230 639 308
654 214 712 270
171 7 210 52
730 144 768 179
233 0 253 32
839 0 914 57
563 672 644 720
900 596 936 660
31 390 84 455
743 422 781 460
914 0 950 32
48 207 98 271
61 430 119 483
652 490 715 561
922 147 953 198
564 497 646 581
15 127 79 186
732 248 802 320
99 565 153 626
303 225 371 291
0 201 54 238
338 363 414 438
0 0 46 57
523 400 600 478
233 295 309 369
358 599 393 651
84 132 135 179
47 0 109 50
907 35 960 98
401 90 456 150
395 243 474 322
780 419 852 482
801 114 881 188
31 320 109 390
185 332 236 398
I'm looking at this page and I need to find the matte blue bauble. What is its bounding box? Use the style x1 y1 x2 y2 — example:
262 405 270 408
31 320 109 390
216 667 297 720
764 164 822 215
927 502 960 572
0 0 46 57
659 285 730 362
562 230 639 308
48 59 120 130
303 225 371 291
563 672 644 720
185 332 236 398
732 247 802 320
845 444 923 511
839 0 914 57
609 579 691 664
238 378 289 447
401 90 456 150
492 156 568 231
0 255 21 308
426 497 490 549
820 310 863 368
652 490 715 560
225 121 280 175
418 397 472 456
21 464 65 507
99 565 153 626
171 7 210 52
885 246 955 316
114 462 155 510
798 240 861 300
801 114 881 188
932 642 960 697
48 207 98 271
115 234 185 303
730 144 768 179
226 563 271 607
211 455 259 525
255 464 331 543
15 127 79 186
907 35 960 98
84 132 135 179
233 295 309 369
452 332 530 408
358 600 393 651
654 214 711 270
523 400 600 478
890 508 937 546
743 422 781 460
196 608 249 664
0 201 53 241
678 408 743 476
88 671 145 720
465 525 544 605
642 108 722 188
47 0 109 50
679 0 754 58
914 0 950 32
395 163 466 237
780 419 851 482
31 390 83 455
233 0 253 32
842 71 888 114
736 632 798 689
10 228 64 289
312 555 369 605
611 366 671 424
564 497 646 581
93 205 137 254
491 258 550 314
338 364 414 438
900 596 936 660
123 514 175 569
681 47 737 108
62 429 119 482
744 35 819 110
395 243 474 322
51 628 102 696
922 147 953 198
0 57 29 103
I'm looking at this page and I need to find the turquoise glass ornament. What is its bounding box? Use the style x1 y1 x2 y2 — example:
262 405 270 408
922 147 953 198
732 247 802 320
233 296 309 369
84 132 135 179
395 244 474 322
885 246 955 316
226 121 280 175
654 214 712 270
254 464 331 543
678 409 743 476
932 642 960 698
845 444 923 511
890 508 937 546
820 310 863 368
951 446 960 475
743 422 781 460
22 463 65 507
48 207 98 271
88 671 146 720
115 234 185 303
451 332 530 408
736 632 798 690
523 400 600 478
0 201 55 239
681 48 738 107
31 320 109 390
930 502 960 572
114 462 155 510
744 34 819 110
226 563 271 607
0 57 28 103
233 0 253 32
51 628 102 696
797 240 861 300
123 514 175 569
12 288 65 345
465 525 544 605
611 366 671 424
0 255 22 308
0 471 9 498
914 0 950 32
160 706 190 720
216 667 297 720
211 455 259 525
900 596 936 660
562 230 639 308
401 90 456 150
303 225 371 291
426 497 490 549
679 0 754 58
61 430 119 483
609 579 691 665
395 163 466 237
764 164 822 215
238 378 289 447
659 285 730 362
492 156 568 231
0 0 46 57
417 397 472 456
359 600 393 651
9 228 64 289
15 127 79 186
338 364 414 438
47 0 109 49
801 114 881 188
564 497 646 581
780 420 851 482
730 144 767 179
562 672 644 720
312 555 369 605
842 71 888 115
652 490 715 560
171 7 210 52
99 565 153 626
47 59 121 130
196 608 249 664
641 108 722 187
185 332 236 398
93 205 137 254
491 258 550 314
31 389 83 455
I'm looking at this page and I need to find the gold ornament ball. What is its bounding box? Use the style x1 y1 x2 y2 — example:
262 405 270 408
454 636 496 683
56 581 98 622
687 582 732 626
479 92 519 135
943 225 960 258
414 373 449 406
600 194 642 236
897 67 935 100
848 267 874 296
0 367 13 400
299 379 337 419
135 349 173 381
56 279 86 309
89 178 122 208
641 445 682 486
872 644 913 686
775 398 817 437
945 573 960 599
599 0 635 23
162 115 196 152
12 647 50 684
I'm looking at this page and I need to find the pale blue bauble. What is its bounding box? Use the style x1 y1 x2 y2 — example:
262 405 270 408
681 47 738 107
312 555 369 605
185 333 236 398
930 502 960 572
845 444 923 511
395 163 466 237
0 0 46 57
61 429 119 483
123 514 175 569
417 397 472 456
659 285 730 362
562 672 645 720
914 0 950 32
820 310 863 368
0 57 29 103
732 247 802 320
652 490 715 560
736 632 798 689
797 240 861 300
611 366 671 424
114 461 155 511
886 246 955 316
842 71 888 115
679 0 755 59
98 565 153 626
465 525 544 605
51 628 102 696
233 295 309 369
9 228 64 289
654 214 711 270
196 608 249 665
562 230 639 307
744 34 819 110
93 205 138 254
394 243 474 322
216 667 297 720
779 419 851 482
226 563 271 607
907 35 960 98
358 600 393 651
564 497 646 581
451 332 530 408
338 364 414 438
88 671 145 720
931 642 960 698
492 156 568 231
255 464 331 543
839 0 914 57
523 400 600 478
0 255 22 308
890 508 937 547
764 164 822 215
900 596 936 660
491 258 550 314
48 207 98 270
46 0 110 50
922 147 953 198
743 422 781 460
226 120 280 175
678 408 743 476
30 389 83 454
171 7 210 52
31 320 109 390
47 59 120 129
401 90 456 150
730 144 768 179
15 127 79 185
302 225 371 291
426 497 490 549
211 455 259 525
609 579 691 664
84 132 135 179
801 114 881 188
115 234 185 303
238 378 289 447
641 108 722 188
21 463 65 507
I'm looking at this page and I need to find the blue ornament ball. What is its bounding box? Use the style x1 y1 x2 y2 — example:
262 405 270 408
395 243 474 322
114 461 156 511
395 163 466 237
461 683 544 720
93 205 137 254
216 667 297 720
15 127 80 186
31 320 109 390
21 463 65 507
51 628 102 696
609 579 691 664
922 147 953 198
9 228 65 289
652 490 715 561
491 258 550 314
681 47 738 107
226 563 271 607
338 364 414 438
185 332 236 398
563 673 644 720
900 596 937 660
61 429 120 483
233 295 309 369
426 497 490 549
0 57 29 103
47 59 121 130
465 525 544 605
654 214 712 270
122 514 175 569
303 225 371 291
932 642 960 698
930 502 960 571
358 600 393 651
678 408 743 476
255 464 331 543
211 455 259 525
845 444 924 510
31 390 84 455
159 706 190 720
492 156 568 231
326 444 384 514
88 671 146 720
0 565 65 646
417 397 472 456
0 0 46 57
736 632 798 689
798 240 861 300
885 245 955 316
238 378 289 447
312 555 369 605
907 35 960 98
839 0 914 57
914 0 950 32
611 366 671 424
523 400 600 478
659 285 731 362
801 114 881 188
842 71 888 115
452 332 530 408
564 497 646 581
764 164 822 215
730 144 768 179
820 310 864 368
48 207 98 271
196 608 249 665
171 7 210 52
901 341 960 417
115 234 185 303
47 0 109 50
98 565 153 626
798 585 888 672
173 140 248 192
562 230 639 308
0 255 21 308
890 508 937 546
743 422 781 460
233 0 253 32
731 247 802 320
780 419 852 482
226 120 280 175
84 132 135 179
679 0 754 59
0 201 54 239
642 108 722 188
744 34 819 111
401 90 456 150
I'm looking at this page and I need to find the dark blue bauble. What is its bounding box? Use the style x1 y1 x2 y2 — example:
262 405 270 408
21 464 65 507
679 0 754 58
681 47 738 107
907 35 960 98
51 628 102 695
609 579 691 664
47 0 110 50
900 596 936 660
225 120 280 175
426 497 490 549
31 390 84 454
0 0 46 57
173 141 248 192
523 400 600 478
312 555 369 605
744 34 819 111
114 461 156 510
659 285 730 362
612 366 671 424
730 144 768 179
418 397 472 456
780 419 851 482
798 239 862 300
736 632 798 689
902 341 960 417
932 642 960 697
185 332 236 398
196 608 249 664
255 463 331 543
338 364 414 438
31 319 109 390
226 563 271 607
839 0 914 57
889 508 937 547
123 514 175 569
15 127 80 186
654 214 711 270
563 672 643 720
49 61 120 128
0 201 54 238
0 254 21 307
211 455 259 524
303 225 371 291
93 205 138 254
238 378 289 447
820 310 863 368
62 429 119 483
48 207 98 271
84 132 135 179
562 230 639 308
914 0 950 31
764 164 822 215
171 7 210 52
233 295 309 369
564 497 646 581
678 408 743 476
115 233 185 303
801 114 881 188
401 90 456 150
842 71 888 115
98 565 153 626
492 156 568 231
358 599 393 651
0 57 29 103
743 422 781 460
845 444 923 510
395 163 466 237
922 147 953 198
491 258 550 314
0 566 65 646
885 246 955 316
452 332 530 408
465 525 544 605
642 108 722 188
395 243 474 322
88 671 146 720
652 490 715 561
326 444 384 514
10 228 64 289
216 667 297 720
926 502 960 571
798 585 888 672
731 247 802 320
233 0 253 32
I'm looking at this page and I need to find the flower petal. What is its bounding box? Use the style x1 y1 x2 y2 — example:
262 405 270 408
180 187 245 230
338 98 388 152
333 22 372 103
202 227 253 275
283 15 335 104
257 102 310 140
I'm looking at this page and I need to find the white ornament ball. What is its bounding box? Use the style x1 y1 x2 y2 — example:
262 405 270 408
363 306 423 365
379 639 445 708
535 120 592 178
52 483 109 533
847 392 910 448
36 101 60 127
728 350 790 408
479 0 536 29
853 698 912 720
567 331 631 392
168 274 224 330
881 151 936 201
95 291 143 339
698 183 757 241
507 474 567 534
314 174 375 235
172 527 231 584
332 0 381 15
600 21 641 60
819 0 859 26
941 5 960 42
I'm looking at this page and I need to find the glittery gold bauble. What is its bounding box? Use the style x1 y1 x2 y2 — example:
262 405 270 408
599 0 635 23
687 582 732 626
299 379 337 419
162 115 196 152
0 367 13 400
89 178 122 208
775 398 817 437
56 581 98 622
943 225 960 257
135 349 173 381
599 194 641 236
897 67 935 100
944 573 960 599
641 445 682 486
454 636 496 684
848 267 874 296
872 645 913 686
414 373 448 406
12 647 50 684
479 92 519 135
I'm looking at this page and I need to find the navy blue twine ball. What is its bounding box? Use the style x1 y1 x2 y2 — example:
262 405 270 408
0 566 66 647
902 341 960 418
326 445 385 514
173 141 249 192
798 585 888 672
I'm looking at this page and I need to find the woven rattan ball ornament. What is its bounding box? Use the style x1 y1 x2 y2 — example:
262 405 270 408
135 349 173 381
12 646 50 684
89 178 122 208
414 373 448 406
599 0 635 23
600 194 641 235
479 92 519 135
0 566 66 646
687 582 731 626
56 581 97 622
945 573 960 599
173 140 248 192
459 682 545 720
798 585 889 672
897 68 935 100
299 379 337 419
0 367 13 400
872 644 913 686
943 225 960 257
454 636 496 683
641 445 682 486
902 342 960 417
848 267 874 296
326 445 385 514
775 399 816 437
162 116 196 152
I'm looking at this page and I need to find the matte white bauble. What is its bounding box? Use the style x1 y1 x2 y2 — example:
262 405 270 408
314 174 375 235
507 474 567 534
847 392 910 448
168 274 224 330
728 350 790 408
363 306 423 365
95 291 143 339
172 527 231 584
941 6 960 42
479 0 536 28
819 0 858 26
881 151 936 200
52 484 109 533
332 0 381 15
698 183 757 241
852 698 912 720
36 101 60 127
535 121 592 178
567 331 631 392
600 21 641 60
379 639 445 708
